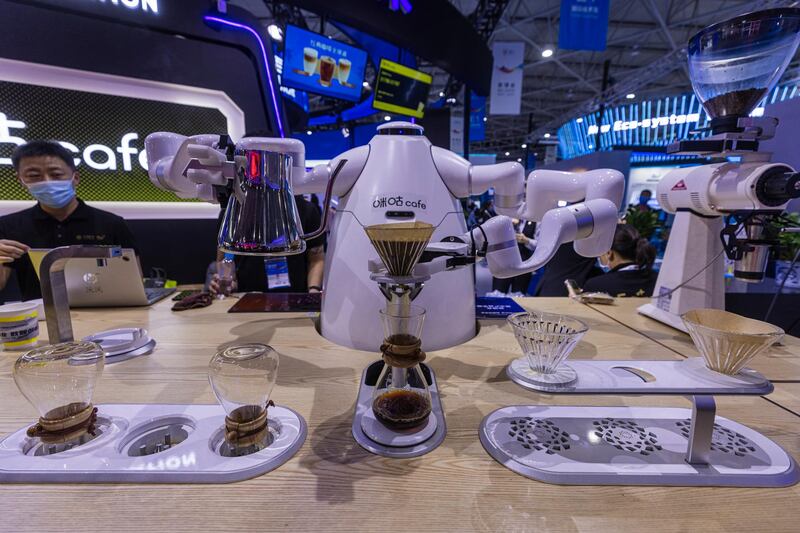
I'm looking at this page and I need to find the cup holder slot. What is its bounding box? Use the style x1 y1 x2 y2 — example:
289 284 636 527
117 416 195 457
209 418 281 457
22 416 121 457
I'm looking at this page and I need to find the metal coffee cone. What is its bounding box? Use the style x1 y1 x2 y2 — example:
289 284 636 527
364 221 435 277
682 308 783 375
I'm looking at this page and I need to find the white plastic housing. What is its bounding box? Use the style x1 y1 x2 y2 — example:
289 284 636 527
656 161 795 216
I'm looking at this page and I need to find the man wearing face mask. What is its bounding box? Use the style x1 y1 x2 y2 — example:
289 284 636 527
0 140 137 301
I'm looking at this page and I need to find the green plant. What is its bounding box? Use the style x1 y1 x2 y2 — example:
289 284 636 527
623 206 660 240
777 212 800 261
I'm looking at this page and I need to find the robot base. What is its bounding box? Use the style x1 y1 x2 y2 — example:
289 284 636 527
351 361 446 458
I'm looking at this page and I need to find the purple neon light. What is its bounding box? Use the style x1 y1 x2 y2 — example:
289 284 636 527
204 15 286 138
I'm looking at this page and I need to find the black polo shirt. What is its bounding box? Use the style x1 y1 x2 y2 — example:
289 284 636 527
582 263 658 297
0 199 138 300
234 196 325 293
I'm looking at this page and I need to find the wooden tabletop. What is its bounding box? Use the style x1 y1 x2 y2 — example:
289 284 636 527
1 296 799 532
586 298 800 382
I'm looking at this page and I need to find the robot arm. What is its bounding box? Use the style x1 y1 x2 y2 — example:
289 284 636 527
469 199 619 279
431 147 525 216
294 145 370 197
520 169 625 220
144 133 230 202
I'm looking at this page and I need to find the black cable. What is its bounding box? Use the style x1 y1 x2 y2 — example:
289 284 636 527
764 245 800 323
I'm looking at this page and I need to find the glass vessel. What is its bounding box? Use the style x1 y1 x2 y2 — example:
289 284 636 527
13 341 105 421
682 308 783 375
687 8 800 118
507 311 588 375
372 304 432 430
208 343 279 423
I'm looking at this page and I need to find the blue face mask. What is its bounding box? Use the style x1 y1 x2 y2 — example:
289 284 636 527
27 180 76 208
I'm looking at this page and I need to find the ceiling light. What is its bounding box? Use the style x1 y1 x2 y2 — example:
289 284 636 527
504 151 510 156
267 24 283 42
384 115 392 121
483 117 488 122
341 127 350 138
362 81 371 89
543 133 551 139
446 97 457 104
521 143 527 149
438 91 445 98
541 48 554 58
626 93 636 99
576 117 584 123
516 158 522 162
306 130 312 135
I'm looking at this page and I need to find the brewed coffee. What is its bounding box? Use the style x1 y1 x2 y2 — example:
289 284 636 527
372 389 432 430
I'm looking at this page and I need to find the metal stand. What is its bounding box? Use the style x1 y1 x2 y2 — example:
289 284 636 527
482 358 798 487
686 395 715 466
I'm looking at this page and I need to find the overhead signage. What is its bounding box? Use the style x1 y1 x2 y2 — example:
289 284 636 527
373 59 432 118
489 42 524 115
0 80 227 202
559 0 609 51
586 113 702 135
283 0 493 95
386 0 412 14
96 0 159 14
282 25 368 103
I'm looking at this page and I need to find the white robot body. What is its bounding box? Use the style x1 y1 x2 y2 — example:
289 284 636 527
321 125 477 351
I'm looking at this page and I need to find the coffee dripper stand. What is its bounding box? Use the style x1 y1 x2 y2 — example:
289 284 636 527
0 341 307 483
351 222 447 458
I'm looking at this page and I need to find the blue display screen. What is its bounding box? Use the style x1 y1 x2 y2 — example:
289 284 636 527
282 25 368 103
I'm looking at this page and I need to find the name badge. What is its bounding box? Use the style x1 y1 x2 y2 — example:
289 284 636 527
265 258 291 289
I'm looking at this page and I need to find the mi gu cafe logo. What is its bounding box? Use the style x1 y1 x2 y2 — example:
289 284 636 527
0 112 149 172
385 0 412 15
96 0 159 14
372 194 426 210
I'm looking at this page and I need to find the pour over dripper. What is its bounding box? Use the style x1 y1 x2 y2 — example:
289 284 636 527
682 308 783 375
13 341 105 443
208 343 279 450
507 311 588 386
364 221 435 277
688 8 800 118
372 304 432 430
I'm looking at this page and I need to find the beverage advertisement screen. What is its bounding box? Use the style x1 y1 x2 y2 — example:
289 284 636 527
373 59 432 118
282 25 368 102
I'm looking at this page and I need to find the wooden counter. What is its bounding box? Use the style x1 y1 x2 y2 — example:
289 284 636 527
1 297 799 532
587 298 800 382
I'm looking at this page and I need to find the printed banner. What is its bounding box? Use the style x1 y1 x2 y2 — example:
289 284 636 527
559 0 610 51
470 93 487 141
489 42 524 115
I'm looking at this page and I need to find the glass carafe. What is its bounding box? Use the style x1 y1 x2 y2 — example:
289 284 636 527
372 304 432 430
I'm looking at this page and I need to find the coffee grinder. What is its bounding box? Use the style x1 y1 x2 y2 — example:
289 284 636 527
638 7 800 330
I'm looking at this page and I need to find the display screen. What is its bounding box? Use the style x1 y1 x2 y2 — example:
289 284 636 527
373 59 432 118
0 80 228 202
281 25 368 102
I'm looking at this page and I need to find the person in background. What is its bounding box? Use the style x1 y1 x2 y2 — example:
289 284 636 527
0 140 137 301
632 189 653 212
492 219 536 294
209 195 325 295
533 242 602 296
582 223 658 297
309 193 322 215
